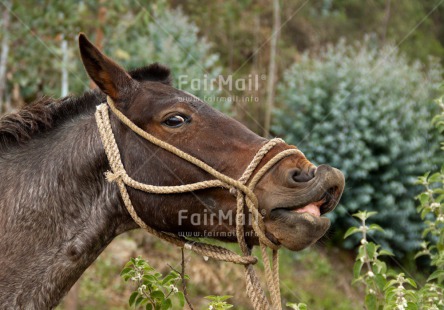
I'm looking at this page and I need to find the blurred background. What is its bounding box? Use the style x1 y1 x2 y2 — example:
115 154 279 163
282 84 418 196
1 0 443 309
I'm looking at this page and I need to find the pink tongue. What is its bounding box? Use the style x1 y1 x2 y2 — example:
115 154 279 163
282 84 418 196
295 203 321 217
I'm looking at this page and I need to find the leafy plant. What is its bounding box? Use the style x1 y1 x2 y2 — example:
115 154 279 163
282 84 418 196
346 209 444 309
346 99 444 308
204 295 233 310
415 98 444 284
107 3 226 111
120 256 186 309
286 302 308 310
275 38 443 255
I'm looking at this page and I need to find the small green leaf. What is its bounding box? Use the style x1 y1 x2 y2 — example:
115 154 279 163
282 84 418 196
286 302 307 310
353 211 377 221
298 304 308 310
120 267 133 276
344 227 360 239
368 224 384 233
135 296 145 307
143 274 157 283
353 260 364 278
375 274 386 291
366 243 377 260
379 249 394 256
365 293 377 310
122 274 132 281
161 274 177 285
151 290 165 300
405 278 417 288
129 292 138 307
418 193 430 205
161 298 172 310
176 292 185 308
427 270 444 281
428 172 441 183
217 295 233 301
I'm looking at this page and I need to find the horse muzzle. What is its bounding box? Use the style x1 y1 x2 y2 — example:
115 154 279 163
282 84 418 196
263 165 345 251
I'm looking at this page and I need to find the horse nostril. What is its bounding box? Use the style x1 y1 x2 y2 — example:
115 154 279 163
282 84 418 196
291 167 316 183
292 169 302 181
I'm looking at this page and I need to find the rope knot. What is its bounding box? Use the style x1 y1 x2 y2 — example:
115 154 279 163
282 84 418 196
105 169 125 183
96 103 107 111
229 187 238 196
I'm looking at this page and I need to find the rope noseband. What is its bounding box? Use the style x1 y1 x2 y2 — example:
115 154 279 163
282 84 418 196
95 97 301 310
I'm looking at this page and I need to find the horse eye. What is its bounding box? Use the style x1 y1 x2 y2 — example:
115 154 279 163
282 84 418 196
163 115 189 128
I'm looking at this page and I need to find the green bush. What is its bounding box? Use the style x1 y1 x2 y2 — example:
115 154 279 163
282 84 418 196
8 1 224 110
345 210 444 309
274 38 443 255
106 3 226 111
121 256 186 309
344 100 444 309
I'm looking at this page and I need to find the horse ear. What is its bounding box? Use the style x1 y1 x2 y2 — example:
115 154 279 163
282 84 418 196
78 33 136 102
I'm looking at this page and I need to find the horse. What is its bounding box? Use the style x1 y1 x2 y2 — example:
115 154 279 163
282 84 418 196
0 34 344 309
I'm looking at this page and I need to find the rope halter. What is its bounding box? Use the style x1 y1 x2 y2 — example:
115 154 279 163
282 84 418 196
95 96 302 310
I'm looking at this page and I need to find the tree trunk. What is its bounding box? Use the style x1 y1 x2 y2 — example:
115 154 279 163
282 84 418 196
61 35 69 97
0 0 11 114
381 0 392 44
263 0 281 137
90 2 107 89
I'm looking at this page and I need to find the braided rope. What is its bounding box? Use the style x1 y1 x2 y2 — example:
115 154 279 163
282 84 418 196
95 97 302 309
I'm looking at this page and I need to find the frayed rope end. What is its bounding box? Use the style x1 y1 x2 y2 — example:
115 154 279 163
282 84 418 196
105 170 125 183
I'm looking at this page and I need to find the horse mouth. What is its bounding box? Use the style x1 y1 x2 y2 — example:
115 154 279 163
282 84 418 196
265 186 342 251
272 186 340 217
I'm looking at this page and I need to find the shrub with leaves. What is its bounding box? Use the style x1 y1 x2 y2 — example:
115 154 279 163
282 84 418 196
346 210 444 309
121 256 238 310
345 99 444 309
274 38 443 255
346 138 444 308
204 295 233 310
107 1 226 111
120 256 186 309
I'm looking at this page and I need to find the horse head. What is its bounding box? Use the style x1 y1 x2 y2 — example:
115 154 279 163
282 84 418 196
79 33 345 253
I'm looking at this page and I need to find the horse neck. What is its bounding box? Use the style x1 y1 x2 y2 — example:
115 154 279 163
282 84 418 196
0 110 135 309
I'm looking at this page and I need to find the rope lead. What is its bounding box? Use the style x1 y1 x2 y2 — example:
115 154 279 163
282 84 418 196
95 97 302 310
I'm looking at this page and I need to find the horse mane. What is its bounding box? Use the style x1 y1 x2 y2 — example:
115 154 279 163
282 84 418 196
0 63 171 152
129 63 171 84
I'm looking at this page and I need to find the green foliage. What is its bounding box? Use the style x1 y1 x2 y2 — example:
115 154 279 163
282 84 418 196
120 256 185 309
415 99 444 286
274 38 443 255
286 302 308 310
307 0 444 64
204 295 233 310
121 256 238 309
346 98 444 309
432 96 444 136
105 3 226 111
4 1 126 99
345 111 444 310
3 1 224 109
